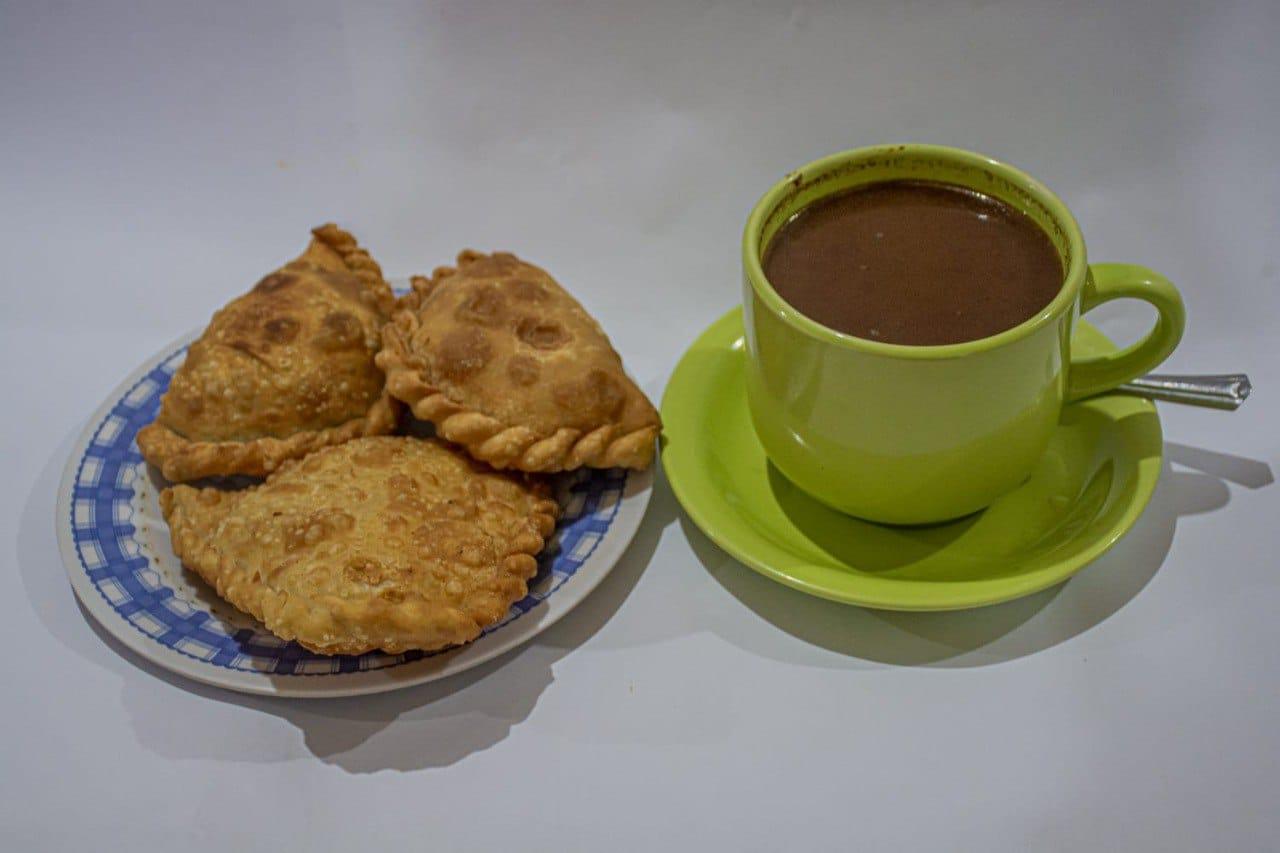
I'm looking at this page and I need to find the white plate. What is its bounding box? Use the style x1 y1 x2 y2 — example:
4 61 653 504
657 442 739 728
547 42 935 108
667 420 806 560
56 315 652 698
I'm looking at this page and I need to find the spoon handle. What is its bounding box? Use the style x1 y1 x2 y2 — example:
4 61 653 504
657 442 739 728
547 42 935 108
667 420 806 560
1117 373 1252 410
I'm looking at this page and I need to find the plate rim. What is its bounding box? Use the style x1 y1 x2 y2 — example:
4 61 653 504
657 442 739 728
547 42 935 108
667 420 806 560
661 307 1163 612
56 327 653 698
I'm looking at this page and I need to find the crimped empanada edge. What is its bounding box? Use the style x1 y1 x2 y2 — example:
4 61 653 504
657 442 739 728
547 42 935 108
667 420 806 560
376 273 660 473
138 223 401 481
137 393 401 482
160 461 560 656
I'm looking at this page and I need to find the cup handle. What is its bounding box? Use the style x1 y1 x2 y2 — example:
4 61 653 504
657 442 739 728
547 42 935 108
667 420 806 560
1066 263 1186 402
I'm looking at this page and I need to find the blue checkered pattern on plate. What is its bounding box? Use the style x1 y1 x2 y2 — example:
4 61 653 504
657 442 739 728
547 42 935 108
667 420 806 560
69 345 628 676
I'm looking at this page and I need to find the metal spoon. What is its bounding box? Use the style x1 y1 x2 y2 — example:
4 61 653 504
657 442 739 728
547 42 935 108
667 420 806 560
1118 373 1252 410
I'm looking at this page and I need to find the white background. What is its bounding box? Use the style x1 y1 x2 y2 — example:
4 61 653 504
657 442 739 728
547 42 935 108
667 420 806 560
3 2 1278 850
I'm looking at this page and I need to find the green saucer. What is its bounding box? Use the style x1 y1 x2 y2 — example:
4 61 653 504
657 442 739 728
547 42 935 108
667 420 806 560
662 309 1164 611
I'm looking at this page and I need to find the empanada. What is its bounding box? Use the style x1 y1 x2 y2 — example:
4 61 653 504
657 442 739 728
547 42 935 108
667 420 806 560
376 251 660 472
160 436 559 655
138 224 400 481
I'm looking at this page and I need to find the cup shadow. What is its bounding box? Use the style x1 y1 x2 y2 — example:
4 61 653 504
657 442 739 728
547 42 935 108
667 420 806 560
766 463 982 573
686 440 1270 668
20 426 674 773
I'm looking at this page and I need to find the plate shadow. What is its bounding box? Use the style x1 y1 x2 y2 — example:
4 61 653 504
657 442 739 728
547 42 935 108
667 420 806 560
686 441 1270 668
20 427 672 773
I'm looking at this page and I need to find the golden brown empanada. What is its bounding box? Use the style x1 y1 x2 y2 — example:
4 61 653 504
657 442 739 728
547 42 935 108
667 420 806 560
160 436 558 655
376 251 661 472
138 224 400 481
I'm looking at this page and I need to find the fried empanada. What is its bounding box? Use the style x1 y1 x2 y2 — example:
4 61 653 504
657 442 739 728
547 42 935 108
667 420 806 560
160 436 559 655
376 251 661 472
138 224 400 481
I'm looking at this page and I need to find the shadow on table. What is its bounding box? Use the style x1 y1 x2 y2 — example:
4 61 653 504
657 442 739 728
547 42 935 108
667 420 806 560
687 441 1272 668
18 426 676 773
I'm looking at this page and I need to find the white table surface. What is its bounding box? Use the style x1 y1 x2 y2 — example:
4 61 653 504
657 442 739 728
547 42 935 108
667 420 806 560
4 2 1278 850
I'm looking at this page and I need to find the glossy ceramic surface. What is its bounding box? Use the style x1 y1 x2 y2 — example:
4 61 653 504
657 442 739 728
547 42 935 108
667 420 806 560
662 309 1164 611
742 144 1183 523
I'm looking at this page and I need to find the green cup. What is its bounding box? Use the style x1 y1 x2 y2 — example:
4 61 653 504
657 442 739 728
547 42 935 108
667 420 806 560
743 144 1185 525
